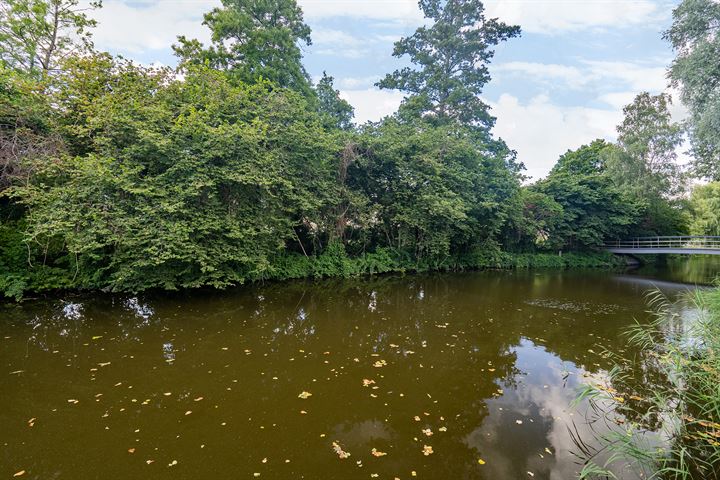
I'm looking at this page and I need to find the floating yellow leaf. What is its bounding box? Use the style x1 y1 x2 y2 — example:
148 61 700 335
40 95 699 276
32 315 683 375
371 448 387 457
422 428 433 437
362 379 376 387
332 441 351 459
128 448 135 453
422 445 433 456
298 391 312 399
478 458 486 465
13 471 25 477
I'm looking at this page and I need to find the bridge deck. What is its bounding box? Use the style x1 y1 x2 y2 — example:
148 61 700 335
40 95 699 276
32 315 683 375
605 236 720 255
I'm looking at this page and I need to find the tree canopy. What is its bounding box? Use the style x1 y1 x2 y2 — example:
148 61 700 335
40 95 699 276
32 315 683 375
0 0 100 76
665 0 720 180
173 0 313 95
377 0 520 130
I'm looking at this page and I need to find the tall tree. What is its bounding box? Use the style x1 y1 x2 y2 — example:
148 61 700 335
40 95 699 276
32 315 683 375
664 0 720 180
377 0 520 130
0 0 100 76
315 72 354 130
173 0 313 95
610 92 685 200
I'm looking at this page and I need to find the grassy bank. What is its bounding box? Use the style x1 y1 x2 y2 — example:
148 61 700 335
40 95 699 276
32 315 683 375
1 244 623 301
577 286 720 479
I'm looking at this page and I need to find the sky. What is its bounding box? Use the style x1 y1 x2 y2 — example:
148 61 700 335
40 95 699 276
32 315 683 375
88 0 684 180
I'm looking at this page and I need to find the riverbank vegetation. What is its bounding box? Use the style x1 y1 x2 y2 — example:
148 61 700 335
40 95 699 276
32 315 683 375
576 286 720 479
0 0 714 300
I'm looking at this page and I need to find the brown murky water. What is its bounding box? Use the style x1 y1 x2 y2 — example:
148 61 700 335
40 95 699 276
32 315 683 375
1 260 718 479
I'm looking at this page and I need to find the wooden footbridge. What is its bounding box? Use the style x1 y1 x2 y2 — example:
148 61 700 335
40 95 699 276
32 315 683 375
605 236 720 255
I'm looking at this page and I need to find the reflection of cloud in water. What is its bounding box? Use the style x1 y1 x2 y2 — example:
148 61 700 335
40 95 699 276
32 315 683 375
368 290 377 312
463 339 646 480
331 419 392 449
62 302 83 320
124 297 154 320
162 342 175 362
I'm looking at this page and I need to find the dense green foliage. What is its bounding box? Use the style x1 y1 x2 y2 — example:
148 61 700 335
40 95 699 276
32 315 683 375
688 182 720 236
0 0 700 300
665 0 720 181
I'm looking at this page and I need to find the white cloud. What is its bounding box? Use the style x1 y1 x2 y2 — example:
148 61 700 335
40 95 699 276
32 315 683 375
582 60 668 91
300 0 670 34
339 88 405 124
493 60 669 92
490 94 623 180
485 0 669 34
298 0 422 22
494 62 587 89
89 0 217 55
336 76 382 89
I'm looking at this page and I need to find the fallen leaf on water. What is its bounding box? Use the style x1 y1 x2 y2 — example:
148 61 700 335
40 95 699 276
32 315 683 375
13 471 25 477
185 410 192 415
163 392 172 396
146 460 154 465
98 362 111 367
168 460 178 467
332 441 351 459
371 448 387 457
128 448 135 453
298 391 312 399
438 426 447 432
516 420 523 425
194 397 204 402
413 416 421 421
422 445 433 456
544 447 553 455
92 336 103 340
422 428 433 437
527 472 535 477
68 399 79 404
362 379 376 387
478 458 486 465
373 360 387 368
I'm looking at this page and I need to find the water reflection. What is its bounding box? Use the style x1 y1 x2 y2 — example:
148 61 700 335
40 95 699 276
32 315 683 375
0 264 715 479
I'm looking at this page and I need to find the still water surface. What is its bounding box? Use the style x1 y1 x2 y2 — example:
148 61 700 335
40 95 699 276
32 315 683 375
2 259 718 479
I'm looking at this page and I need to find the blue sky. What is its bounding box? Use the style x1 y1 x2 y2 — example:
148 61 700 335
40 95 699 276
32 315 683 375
89 0 683 179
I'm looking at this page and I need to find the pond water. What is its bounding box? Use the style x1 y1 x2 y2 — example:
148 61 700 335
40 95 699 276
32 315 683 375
1 257 719 479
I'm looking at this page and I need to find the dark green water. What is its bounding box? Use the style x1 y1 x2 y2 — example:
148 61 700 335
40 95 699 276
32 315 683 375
1 258 718 479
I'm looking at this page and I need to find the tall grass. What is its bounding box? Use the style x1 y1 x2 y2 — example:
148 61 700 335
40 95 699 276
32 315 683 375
575 286 720 479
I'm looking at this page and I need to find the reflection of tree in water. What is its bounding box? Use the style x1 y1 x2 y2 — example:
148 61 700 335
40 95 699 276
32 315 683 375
0 269 674 479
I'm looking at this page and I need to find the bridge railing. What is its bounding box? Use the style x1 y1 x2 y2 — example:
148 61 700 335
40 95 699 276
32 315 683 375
605 236 720 250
